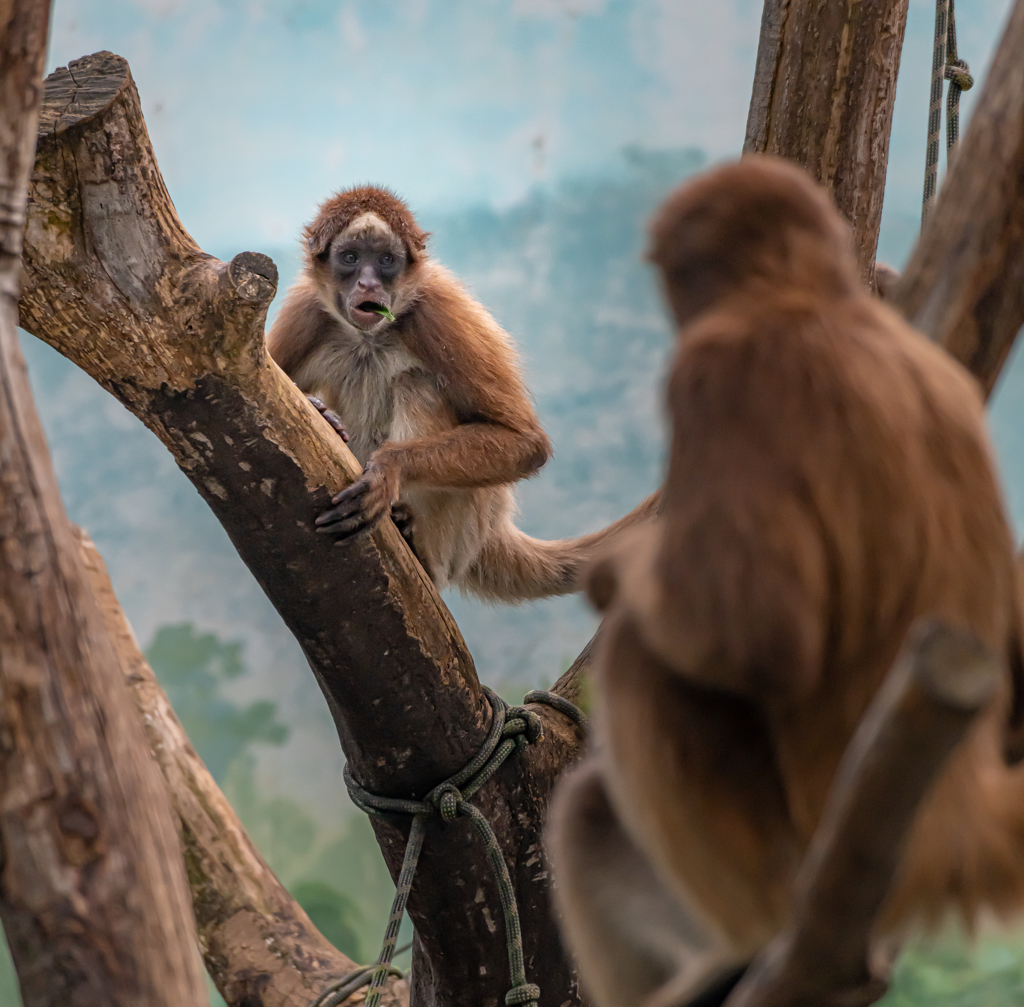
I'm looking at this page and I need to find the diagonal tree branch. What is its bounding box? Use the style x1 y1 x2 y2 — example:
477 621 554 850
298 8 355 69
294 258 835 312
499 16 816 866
19 51 587 1007
893 0 1024 398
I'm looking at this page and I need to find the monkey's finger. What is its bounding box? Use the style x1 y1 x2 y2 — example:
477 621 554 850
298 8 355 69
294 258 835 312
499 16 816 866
321 409 349 441
306 395 350 442
317 515 370 538
327 479 371 508
316 498 364 526
319 510 385 540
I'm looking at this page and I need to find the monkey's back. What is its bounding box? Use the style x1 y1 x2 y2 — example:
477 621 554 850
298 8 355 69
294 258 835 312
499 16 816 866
601 286 1024 948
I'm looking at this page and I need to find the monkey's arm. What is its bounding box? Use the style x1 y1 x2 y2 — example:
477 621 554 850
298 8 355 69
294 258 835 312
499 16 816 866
315 421 550 540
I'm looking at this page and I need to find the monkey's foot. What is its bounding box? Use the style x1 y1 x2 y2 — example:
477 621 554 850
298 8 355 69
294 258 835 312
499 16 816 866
307 395 349 442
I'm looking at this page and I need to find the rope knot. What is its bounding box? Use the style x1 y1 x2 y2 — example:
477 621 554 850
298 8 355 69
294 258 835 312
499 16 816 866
944 58 973 90
429 781 463 821
337 687 584 1007
505 983 541 1005
506 706 544 745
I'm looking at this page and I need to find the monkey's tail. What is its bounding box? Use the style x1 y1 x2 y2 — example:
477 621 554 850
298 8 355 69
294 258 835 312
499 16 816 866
461 490 662 603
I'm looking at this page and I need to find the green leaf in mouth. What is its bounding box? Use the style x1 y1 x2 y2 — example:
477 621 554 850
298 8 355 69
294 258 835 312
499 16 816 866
372 305 397 323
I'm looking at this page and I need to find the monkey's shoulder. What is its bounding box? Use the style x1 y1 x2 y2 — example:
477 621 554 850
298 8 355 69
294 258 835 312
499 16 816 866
404 260 521 359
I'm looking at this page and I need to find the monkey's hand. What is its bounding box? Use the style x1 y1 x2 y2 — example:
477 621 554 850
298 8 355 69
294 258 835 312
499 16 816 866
315 461 400 541
307 395 349 443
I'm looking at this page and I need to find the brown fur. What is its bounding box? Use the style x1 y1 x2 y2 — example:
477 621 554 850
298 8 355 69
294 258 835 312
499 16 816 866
547 156 1024 1006
304 185 429 260
267 186 657 599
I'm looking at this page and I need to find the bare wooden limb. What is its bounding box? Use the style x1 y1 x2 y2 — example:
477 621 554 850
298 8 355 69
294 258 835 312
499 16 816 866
893 0 1024 398
744 0 910 281
724 621 1001 1007
19 51 587 1006
0 10 207 1004
74 526 409 1007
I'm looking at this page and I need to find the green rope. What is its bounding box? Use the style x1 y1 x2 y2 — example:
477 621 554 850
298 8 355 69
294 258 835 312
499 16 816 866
922 0 973 223
308 945 411 1007
333 686 584 1007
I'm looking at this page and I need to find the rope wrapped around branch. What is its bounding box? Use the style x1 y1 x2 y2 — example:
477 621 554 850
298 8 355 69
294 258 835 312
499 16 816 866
334 687 585 1007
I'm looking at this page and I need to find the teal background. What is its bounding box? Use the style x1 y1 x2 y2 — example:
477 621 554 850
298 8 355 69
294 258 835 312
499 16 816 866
3 1 1024 1004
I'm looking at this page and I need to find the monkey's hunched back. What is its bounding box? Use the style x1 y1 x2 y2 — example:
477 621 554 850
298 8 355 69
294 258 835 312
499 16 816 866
549 157 1024 1007
266 185 658 602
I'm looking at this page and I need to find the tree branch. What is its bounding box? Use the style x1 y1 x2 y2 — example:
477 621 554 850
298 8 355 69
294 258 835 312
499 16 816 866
73 526 410 1007
893 0 1024 398
744 0 910 281
21 53 483 792
724 621 1001 1007
19 51 586 1006
0 11 207 1004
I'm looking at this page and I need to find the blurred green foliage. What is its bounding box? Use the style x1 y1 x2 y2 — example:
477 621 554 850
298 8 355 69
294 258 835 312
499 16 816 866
146 623 289 781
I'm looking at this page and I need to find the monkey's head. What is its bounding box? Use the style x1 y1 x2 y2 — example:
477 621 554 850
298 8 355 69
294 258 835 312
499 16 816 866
648 156 859 327
304 186 430 333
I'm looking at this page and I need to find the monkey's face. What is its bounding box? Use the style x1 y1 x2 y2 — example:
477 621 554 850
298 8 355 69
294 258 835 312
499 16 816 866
326 232 408 332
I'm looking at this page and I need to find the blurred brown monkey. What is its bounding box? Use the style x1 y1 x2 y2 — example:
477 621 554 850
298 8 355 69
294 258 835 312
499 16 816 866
547 156 1024 1007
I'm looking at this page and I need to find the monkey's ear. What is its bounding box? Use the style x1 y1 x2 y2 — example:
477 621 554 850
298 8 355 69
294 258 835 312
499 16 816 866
305 218 337 262
307 234 331 262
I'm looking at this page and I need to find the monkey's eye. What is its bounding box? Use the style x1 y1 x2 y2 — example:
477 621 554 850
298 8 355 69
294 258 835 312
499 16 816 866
340 251 358 265
380 253 395 267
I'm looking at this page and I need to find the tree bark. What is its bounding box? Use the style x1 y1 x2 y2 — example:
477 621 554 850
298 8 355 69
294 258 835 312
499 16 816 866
19 52 587 1007
74 525 409 1007
892 0 1024 399
0 10 208 1006
744 0 910 282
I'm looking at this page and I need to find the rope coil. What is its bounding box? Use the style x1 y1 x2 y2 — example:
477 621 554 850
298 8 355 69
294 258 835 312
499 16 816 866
923 0 973 221
317 686 585 1007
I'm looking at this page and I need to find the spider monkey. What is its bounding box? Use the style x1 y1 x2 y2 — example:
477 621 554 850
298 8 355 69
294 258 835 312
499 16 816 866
267 185 658 599
547 156 1024 1007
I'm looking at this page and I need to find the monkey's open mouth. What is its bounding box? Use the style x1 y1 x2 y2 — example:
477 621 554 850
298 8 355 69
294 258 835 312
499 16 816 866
357 301 396 323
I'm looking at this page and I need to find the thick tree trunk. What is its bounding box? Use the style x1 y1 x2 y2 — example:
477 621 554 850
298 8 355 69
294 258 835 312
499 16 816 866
744 0 910 281
19 52 586 1007
0 8 208 1006
74 526 409 1007
893 0 1024 398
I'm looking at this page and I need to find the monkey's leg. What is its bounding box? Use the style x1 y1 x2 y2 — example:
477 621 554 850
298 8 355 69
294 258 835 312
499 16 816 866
307 395 349 442
546 757 748 1007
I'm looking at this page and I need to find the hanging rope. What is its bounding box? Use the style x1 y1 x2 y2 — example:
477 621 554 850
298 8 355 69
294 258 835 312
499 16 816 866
922 0 973 222
317 686 585 1007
